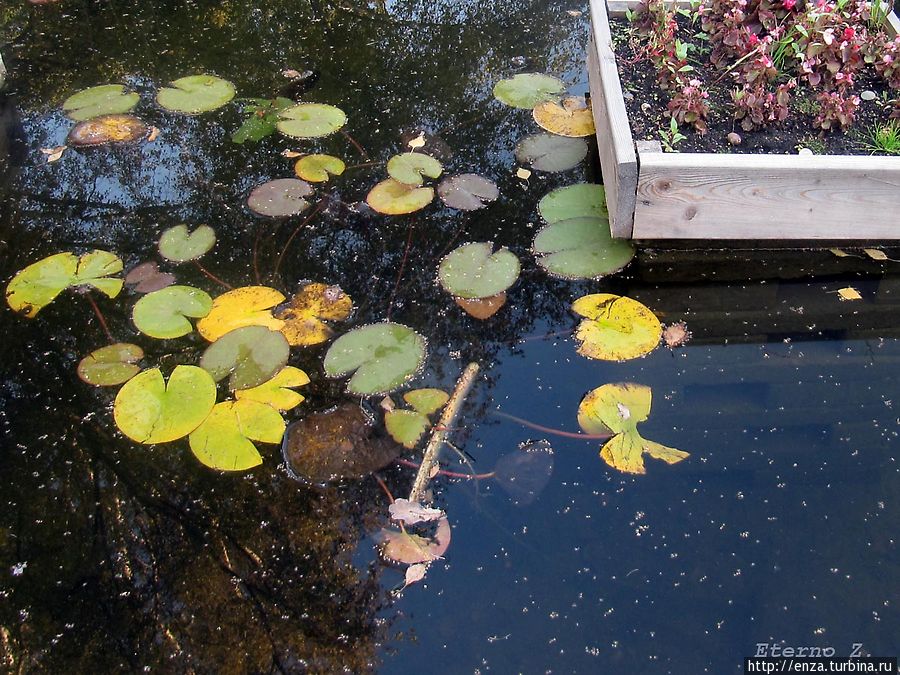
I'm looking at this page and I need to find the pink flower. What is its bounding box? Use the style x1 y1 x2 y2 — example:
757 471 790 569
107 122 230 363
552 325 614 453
749 34 760 46
843 27 855 41
783 0 796 9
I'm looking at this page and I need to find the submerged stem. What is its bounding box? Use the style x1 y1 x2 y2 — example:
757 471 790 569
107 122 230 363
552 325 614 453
396 458 495 480
271 198 327 280
341 130 371 161
193 261 232 289
85 292 114 343
490 410 611 440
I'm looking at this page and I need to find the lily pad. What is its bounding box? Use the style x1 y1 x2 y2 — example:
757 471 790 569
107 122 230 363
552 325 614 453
277 103 347 139
196 286 286 342
572 293 662 361
294 154 346 182
67 114 149 146
533 97 595 137
188 400 285 471
538 183 607 223
156 74 236 114
514 133 587 172
454 293 506 320
385 409 431 449
62 84 139 121
403 388 449 415
493 440 554 505
438 242 520 299
493 73 565 108
132 285 213 339
247 178 314 217
533 216 634 279
232 97 294 143
436 174 498 211
386 152 443 186
366 179 434 215
378 517 451 564
6 250 123 318
200 325 290 390
113 366 217 444
124 261 176 293
77 343 143 387
158 224 216 262
323 322 427 395
234 366 310 411
275 282 353 346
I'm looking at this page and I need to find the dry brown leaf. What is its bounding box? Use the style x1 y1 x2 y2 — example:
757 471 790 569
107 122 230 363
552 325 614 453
516 167 532 180
566 9 583 15
41 145 67 163
147 126 160 142
662 321 691 348
837 287 862 301
407 132 426 149
281 149 302 158
829 248 851 258
281 69 302 79
403 563 427 588
455 292 507 320
380 396 396 412
863 248 889 261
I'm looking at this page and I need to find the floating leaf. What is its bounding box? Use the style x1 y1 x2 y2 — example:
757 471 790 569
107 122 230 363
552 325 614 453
196 286 286 342
493 440 554 505
277 103 347 138
379 517 451 564
113 366 217 444
572 293 662 361
323 322 426 395
366 179 434 215
533 97 595 137
6 250 123 318
838 287 862 301
41 145 66 162
493 73 565 108
533 216 634 280
147 126 160 142
132 285 213 339
77 343 143 387
403 388 449 415
516 167 532 180
62 84 139 121
200 325 290 391
830 248 851 258
234 366 310 411
247 178 314 217
538 183 607 223
232 97 293 143
67 114 149 146
515 133 587 172
436 174 498 211
386 152 443 186
403 563 427 588
275 282 353 346
663 322 691 348
407 132 426 149
438 242 520 299
455 293 507 319
294 154 346 182
124 261 176 293
156 74 236 114
385 409 430 449
389 498 444 525
158 224 216 262
188 400 285 471
863 248 889 261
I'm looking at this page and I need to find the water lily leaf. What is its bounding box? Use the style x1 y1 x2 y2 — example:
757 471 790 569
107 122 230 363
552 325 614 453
493 73 565 108
234 366 310 411
493 439 554 505
601 429 688 475
275 282 353 346
403 563 428 588
158 224 216 262
67 114 149 146
323 322 427 395
533 97 595 137
378 517 451 564
438 242 520 299
538 183 607 223
232 97 294 143
385 409 430 449
436 174 498 211
156 74 236 114
533 216 634 280
577 382 652 435
124 261 176 293
113 366 217 444
200 325 290 390
366 179 434 215
188 400 285 471
6 250 123 318
247 178 314 217
454 293 507 319
196 286 286 342
389 498 444 525
77 343 143 387
62 84 139 121
572 293 662 361
277 103 347 138
132 285 213 339
403 388 449 415
386 152 443 186
515 133 587 172
294 154 346 182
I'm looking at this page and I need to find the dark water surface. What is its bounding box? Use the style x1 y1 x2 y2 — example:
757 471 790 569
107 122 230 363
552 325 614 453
0 0 898 673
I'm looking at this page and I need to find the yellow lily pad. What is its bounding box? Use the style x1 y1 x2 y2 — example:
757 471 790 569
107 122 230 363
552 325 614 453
234 366 310 411
196 286 286 342
67 114 149 146
572 293 662 361
188 400 285 471
533 97 595 138
294 154 346 182
275 282 353 346
366 179 434 215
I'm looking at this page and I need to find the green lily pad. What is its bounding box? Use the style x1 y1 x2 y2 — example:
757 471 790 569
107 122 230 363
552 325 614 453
323 322 427 395
277 103 347 139
385 409 430 449
436 174 499 211
156 74 236 114
366 179 434 215
132 285 213 339
533 216 634 280
247 178 314 217
294 154 346 182
538 183 607 223
493 73 565 109
200 325 290 390
234 366 310 411
77 343 144 387
438 242 520 299
62 84 139 122
6 250 123 318
403 388 449 415
158 224 216 262
113 365 217 444
515 133 587 172
232 97 294 143
386 152 443 186
188 400 285 471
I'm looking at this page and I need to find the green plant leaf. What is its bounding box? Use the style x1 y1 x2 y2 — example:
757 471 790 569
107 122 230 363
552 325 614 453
200 325 290 390
247 178 314 217
62 84 139 121
113 366 217 444
77 343 144 387
386 152 443 186
436 174 498 210
132 285 213 339
231 97 293 143
403 388 449 415
493 73 565 108
188 400 285 471
366 179 434 215
438 242 520 299
277 103 347 138
571 293 662 361
294 154 346 182
157 74 236 114
533 216 634 279
385 409 430 449
323 322 427 395
515 133 587 172
234 366 310 411
538 183 607 223
158 224 216 262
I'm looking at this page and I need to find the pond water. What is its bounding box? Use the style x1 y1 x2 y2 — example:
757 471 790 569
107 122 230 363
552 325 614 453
1 0 898 673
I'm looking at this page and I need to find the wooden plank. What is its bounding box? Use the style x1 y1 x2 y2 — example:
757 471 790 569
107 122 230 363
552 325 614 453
632 152 900 240
588 0 637 238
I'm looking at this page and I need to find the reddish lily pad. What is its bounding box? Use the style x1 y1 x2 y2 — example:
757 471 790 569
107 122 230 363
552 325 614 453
247 178 314 217
437 174 499 210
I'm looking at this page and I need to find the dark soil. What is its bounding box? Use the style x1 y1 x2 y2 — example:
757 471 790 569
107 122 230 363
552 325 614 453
610 17 899 156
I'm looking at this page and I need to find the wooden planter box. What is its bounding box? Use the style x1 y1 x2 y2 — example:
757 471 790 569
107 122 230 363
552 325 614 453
588 0 900 242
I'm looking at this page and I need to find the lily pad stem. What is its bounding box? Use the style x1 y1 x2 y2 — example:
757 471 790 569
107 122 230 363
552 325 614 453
193 261 232 289
490 410 611 440
374 473 395 504
85 292 114 343
386 222 415 320
272 198 327 280
397 458 494 480
340 129 370 161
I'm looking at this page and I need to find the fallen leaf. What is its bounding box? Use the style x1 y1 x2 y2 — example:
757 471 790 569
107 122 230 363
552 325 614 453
829 248 851 258
378 517 451 564
389 498 445 525
147 126 160 142
403 563 428 588
516 167 532 180
276 282 353 346
282 69 303 79
662 321 691 348
863 248 889 261
281 149 303 158
454 293 507 319
837 287 862 301
407 132 426 149
42 145 67 163
566 9 583 15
